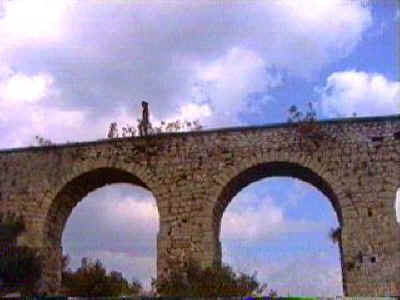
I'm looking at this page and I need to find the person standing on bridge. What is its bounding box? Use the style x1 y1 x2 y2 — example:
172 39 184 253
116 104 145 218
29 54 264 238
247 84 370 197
138 101 150 136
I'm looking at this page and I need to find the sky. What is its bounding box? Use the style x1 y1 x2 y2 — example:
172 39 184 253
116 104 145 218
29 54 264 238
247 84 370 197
0 0 399 296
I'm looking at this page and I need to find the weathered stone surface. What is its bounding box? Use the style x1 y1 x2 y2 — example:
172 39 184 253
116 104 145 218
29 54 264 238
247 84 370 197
1 115 400 296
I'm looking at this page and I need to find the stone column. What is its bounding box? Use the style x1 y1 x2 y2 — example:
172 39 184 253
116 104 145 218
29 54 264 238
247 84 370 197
36 246 62 295
156 203 195 278
16 228 62 295
156 206 220 278
157 220 170 277
340 185 400 296
186 212 222 269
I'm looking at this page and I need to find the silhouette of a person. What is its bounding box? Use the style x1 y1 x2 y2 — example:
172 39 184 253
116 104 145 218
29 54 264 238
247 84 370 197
138 101 149 136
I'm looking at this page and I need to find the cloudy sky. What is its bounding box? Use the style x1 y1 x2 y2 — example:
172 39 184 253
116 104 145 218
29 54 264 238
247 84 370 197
1 0 399 296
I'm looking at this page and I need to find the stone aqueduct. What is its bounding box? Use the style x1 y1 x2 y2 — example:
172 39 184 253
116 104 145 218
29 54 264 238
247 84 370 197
1 115 400 296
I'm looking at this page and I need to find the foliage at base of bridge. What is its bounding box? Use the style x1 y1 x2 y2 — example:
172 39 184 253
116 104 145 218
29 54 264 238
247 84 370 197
61 255 142 297
151 258 276 297
0 213 43 296
0 213 25 242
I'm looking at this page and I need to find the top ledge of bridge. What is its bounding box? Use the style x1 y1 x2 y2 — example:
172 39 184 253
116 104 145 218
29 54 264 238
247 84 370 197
1 114 400 153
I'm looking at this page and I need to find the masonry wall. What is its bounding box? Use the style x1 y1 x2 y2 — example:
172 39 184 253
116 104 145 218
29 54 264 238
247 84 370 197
0 115 400 296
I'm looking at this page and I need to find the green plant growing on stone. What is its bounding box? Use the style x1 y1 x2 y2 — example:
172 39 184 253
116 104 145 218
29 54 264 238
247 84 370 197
287 102 327 152
329 226 341 244
288 102 317 123
287 103 363 148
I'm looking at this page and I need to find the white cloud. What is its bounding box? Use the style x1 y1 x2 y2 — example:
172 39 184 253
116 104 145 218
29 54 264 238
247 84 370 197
192 47 281 126
266 253 343 296
103 195 159 234
259 0 372 76
0 94 141 148
318 70 400 117
0 70 88 148
223 249 343 296
282 179 309 208
161 103 212 128
0 0 74 44
65 184 159 240
178 103 212 120
0 63 13 80
0 72 54 103
0 0 373 149
221 197 283 241
221 189 326 242
222 238 343 295
0 102 85 149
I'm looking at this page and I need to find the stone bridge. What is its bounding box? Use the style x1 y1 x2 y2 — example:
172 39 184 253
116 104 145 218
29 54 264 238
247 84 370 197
1 115 400 296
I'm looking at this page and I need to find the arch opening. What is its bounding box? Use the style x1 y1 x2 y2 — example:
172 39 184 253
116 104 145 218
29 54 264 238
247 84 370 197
43 167 159 293
216 162 344 296
214 162 343 236
45 167 153 248
62 183 159 291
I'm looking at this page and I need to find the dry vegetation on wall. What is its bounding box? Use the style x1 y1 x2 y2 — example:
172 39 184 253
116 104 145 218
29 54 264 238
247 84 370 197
33 135 54 146
33 118 203 147
287 102 340 153
107 119 203 138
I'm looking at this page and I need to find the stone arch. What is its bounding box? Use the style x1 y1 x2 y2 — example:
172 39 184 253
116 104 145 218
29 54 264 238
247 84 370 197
213 161 343 239
39 164 160 293
206 158 345 293
44 167 156 249
43 159 158 215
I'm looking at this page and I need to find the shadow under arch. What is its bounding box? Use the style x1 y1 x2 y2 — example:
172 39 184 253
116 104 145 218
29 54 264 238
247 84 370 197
41 167 159 293
213 161 345 293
